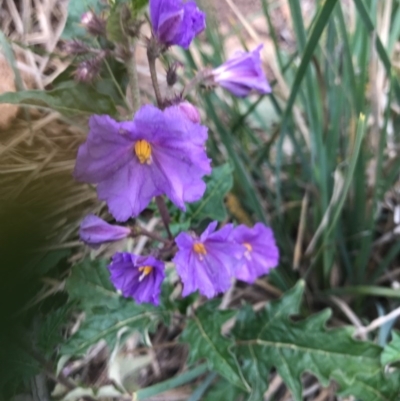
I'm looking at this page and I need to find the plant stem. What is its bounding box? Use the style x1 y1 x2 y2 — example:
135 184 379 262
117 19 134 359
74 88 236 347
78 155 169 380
155 196 173 240
133 226 170 244
147 48 163 107
182 69 212 98
104 58 131 112
127 40 141 114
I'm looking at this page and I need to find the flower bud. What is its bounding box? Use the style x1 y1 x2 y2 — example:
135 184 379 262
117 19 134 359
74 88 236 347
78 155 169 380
74 55 103 83
178 101 201 124
63 40 89 56
149 0 205 49
80 11 106 36
166 61 183 87
79 215 131 249
212 45 271 97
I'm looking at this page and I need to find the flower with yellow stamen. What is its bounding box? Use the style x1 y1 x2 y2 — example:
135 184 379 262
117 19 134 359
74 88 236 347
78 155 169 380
134 140 152 164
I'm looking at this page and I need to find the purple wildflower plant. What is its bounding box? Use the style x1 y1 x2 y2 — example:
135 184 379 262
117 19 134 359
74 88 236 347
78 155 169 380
211 45 272 97
232 223 279 283
173 221 244 298
79 214 131 249
149 0 206 49
73 104 211 222
108 253 165 305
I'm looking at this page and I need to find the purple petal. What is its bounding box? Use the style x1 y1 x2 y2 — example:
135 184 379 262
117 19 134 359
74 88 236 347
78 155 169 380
158 9 184 44
212 45 272 97
150 0 205 49
97 160 161 222
232 223 279 283
73 115 133 183
174 222 244 298
108 253 165 305
79 214 131 248
172 1 206 49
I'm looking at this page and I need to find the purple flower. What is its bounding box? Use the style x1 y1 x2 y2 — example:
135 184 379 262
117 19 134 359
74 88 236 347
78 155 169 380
150 0 206 49
173 221 244 298
79 214 131 249
212 45 272 97
73 105 211 222
108 253 165 305
232 223 279 283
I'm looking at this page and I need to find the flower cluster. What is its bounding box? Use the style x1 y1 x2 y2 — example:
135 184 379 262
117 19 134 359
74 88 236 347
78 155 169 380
74 0 278 306
79 217 279 304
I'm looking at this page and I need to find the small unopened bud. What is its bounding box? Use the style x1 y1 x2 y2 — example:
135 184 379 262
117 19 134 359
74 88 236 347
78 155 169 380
74 54 104 83
63 40 89 56
178 101 201 124
166 61 183 87
80 11 106 36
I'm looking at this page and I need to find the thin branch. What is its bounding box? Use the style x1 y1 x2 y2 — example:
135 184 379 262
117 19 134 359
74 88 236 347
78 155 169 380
155 196 173 240
133 226 170 244
127 40 141 114
147 48 163 107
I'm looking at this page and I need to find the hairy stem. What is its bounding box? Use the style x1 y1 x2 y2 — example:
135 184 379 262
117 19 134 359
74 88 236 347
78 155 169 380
182 69 213 98
127 40 141 114
133 226 170 244
147 48 163 107
155 196 173 240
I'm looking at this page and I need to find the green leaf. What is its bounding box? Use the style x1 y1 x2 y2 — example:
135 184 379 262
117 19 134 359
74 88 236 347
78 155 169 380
180 301 249 392
36 250 71 275
62 0 102 39
0 82 117 116
202 377 245 401
106 5 127 43
381 331 400 366
38 305 70 358
66 259 121 312
131 0 148 16
0 340 40 397
64 258 164 356
187 163 233 222
233 281 398 401
61 301 159 356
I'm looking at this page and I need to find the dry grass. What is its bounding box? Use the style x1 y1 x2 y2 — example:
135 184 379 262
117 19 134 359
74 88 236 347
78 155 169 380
0 0 98 248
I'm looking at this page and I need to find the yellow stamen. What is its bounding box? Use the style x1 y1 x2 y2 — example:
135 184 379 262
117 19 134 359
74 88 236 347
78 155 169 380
138 265 153 282
193 242 207 256
134 140 152 164
243 243 252 252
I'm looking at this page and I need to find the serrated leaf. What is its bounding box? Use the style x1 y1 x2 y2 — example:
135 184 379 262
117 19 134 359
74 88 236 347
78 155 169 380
106 6 127 43
64 258 165 356
0 340 40 397
232 281 398 401
381 331 400 366
66 259 121 312
180 302 249 391
38 305 70 358
0 82 117 116
203 377 245 401
61 300 159 356
187 163 233 222
62 0 102 39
